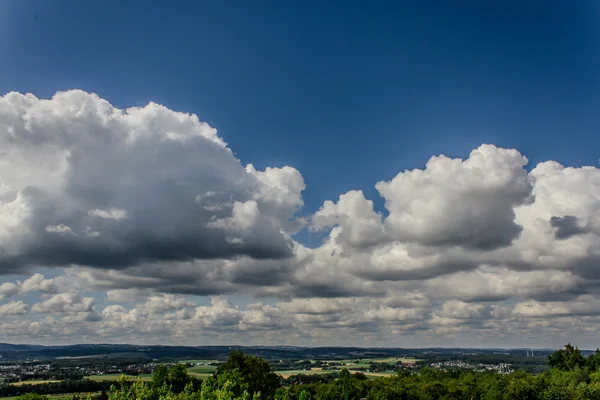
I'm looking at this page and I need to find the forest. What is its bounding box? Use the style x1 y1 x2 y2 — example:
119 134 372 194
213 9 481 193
9 344 600 400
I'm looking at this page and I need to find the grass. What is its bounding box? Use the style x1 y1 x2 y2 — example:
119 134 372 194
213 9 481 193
328 357 421 365
368 357 421 364
275 370 331 379
274 357 420 379
186 363 217 379
186 365 217 374
10 380 63 386
86 369 218 381
275 369 397 379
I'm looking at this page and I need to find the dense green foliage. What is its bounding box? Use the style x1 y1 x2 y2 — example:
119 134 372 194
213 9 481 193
13 345 600 400
214 350 280 400
547 343 590 371
15 394 50 400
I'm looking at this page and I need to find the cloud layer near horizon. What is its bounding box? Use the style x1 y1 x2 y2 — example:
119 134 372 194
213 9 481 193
1 90 600 347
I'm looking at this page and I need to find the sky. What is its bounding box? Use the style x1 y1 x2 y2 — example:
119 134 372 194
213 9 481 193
0 0 600 349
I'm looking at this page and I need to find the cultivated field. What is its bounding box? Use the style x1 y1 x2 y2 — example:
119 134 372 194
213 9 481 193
10 380 63 386
273 357 422 379
275 369 332 379
186 365 218 374
185 361 218 378
338 357 421 365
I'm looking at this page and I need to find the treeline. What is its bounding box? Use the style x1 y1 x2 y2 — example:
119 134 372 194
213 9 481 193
12 344 600 400
50 356 152 368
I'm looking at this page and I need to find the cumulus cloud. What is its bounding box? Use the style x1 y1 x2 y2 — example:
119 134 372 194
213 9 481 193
138 294 193 314
423 267 581 302
3 89 600 347
312 190 384 247
375 145 532 250
0 300 27 316
437 301 490 320
365 306 428 322
277 298 355 315
20 273 59 294
0 273 61 300
512 296 600 318
0 282 19 299
32 292 96 314
194 296 243 327
0 90 305 274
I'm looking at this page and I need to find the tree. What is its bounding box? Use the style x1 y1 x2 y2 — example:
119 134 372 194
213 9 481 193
169 364 192 394
548 343 586 371
337 369 354 400
152 365 169 389
16 395 48 400
201 369 250 400
588 349 600 371
504 374 538 400
297 389 312 400
216 350 280 400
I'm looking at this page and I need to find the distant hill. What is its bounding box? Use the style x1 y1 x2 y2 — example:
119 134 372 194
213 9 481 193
0 343 571 362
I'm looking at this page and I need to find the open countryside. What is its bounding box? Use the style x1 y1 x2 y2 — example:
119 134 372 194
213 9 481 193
17 357 421 385
1 345 598 400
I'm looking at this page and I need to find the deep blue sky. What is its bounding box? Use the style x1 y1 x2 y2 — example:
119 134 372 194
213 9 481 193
2 0 599 221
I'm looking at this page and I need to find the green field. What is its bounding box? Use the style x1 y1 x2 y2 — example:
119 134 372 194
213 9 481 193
271 357 422 379
335 357 420 365
186 365 217 374
274 368 396 379
275 369 331 378
185 362 218 378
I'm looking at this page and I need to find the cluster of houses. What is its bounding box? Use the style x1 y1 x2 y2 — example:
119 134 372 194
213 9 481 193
0 363 51 382
0 361 159 383
429 360 514 374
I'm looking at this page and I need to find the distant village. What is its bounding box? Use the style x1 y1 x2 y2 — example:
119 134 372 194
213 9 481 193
429 360 514 373
0 360 161 383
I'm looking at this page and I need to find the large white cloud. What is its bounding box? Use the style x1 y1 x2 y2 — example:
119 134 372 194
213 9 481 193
376 145 533 250
0 90 304 273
